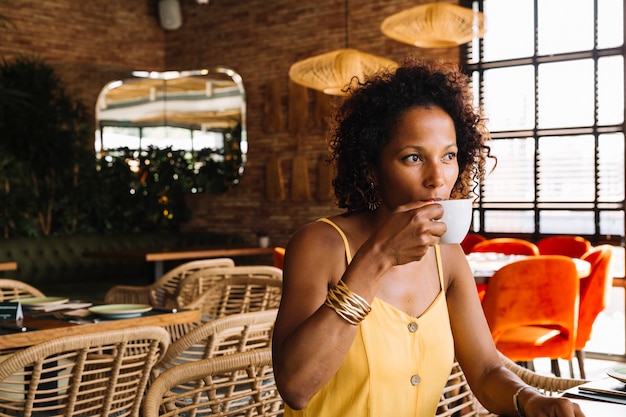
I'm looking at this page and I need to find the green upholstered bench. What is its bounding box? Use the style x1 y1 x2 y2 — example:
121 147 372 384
0 232 243 300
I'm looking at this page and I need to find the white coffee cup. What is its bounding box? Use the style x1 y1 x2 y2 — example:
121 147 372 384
437 199 474 244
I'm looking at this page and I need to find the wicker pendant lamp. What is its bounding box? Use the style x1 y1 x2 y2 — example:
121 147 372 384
289 0 397 96
288 49 397 96
381 2 485 48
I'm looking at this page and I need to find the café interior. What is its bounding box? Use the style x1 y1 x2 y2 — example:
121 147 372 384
0 0 625 415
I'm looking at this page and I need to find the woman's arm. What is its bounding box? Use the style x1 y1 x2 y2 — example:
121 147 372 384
445 245 585 416
271 221 384 409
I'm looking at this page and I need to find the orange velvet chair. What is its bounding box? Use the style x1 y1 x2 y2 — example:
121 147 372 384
481 255 579 377
273 246 286 269
460 233 487 254
471 238 540 302
471 237 540 256
573 245 613 378
536 235 591 258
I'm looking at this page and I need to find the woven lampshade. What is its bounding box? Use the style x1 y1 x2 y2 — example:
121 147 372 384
381 2 485 48
288 48 398 96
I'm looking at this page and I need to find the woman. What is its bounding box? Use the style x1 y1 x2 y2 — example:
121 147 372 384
272 58 585 417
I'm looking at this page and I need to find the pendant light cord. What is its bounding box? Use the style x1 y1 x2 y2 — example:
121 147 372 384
344 0 349 48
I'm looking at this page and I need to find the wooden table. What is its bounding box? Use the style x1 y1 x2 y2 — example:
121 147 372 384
0 262 17 272
467 253 591 284
0 307 199 351
85 246 276 280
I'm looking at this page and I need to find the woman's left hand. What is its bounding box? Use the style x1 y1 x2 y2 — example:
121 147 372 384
525 395 586 417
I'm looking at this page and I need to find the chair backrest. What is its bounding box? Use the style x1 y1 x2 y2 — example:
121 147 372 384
0 278 45 301
436 352 587 417
460 233 487 255
481 255 579 353
536 235 591 258
182 273 283 320
154 309 277 378
576 245 614 350
0 326 170 417
436 360 481 416
471 238 540 256
150 257 236 307
273 246 286 269
176 265 282 309
143 348 283 417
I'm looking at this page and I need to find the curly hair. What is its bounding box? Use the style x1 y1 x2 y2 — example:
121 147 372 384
328 57 491 212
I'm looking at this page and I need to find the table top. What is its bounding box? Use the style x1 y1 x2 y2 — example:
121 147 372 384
568 397 626 415
0 262 17 272
0 306 199 351
467 253 591 283
84 246 275 262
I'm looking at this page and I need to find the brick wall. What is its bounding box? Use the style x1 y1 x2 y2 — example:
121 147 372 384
0 0 459 248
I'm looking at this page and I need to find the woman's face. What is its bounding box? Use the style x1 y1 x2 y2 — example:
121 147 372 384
373 105 459 209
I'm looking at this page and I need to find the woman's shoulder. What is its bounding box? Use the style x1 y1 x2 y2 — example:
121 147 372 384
289 214 352 248
439 243 475 290
287 213 366 263
284 215 357 284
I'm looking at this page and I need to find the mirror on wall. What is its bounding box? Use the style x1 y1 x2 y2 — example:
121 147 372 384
95 67 247 194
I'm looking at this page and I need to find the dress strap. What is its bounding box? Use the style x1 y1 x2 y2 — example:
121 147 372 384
317 218 353 264
434 244 444 289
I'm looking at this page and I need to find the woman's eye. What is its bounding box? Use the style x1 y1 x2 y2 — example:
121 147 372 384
444 152 457 161
403 154 421 163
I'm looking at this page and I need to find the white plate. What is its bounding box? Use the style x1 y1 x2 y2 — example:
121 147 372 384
10 297 69 307
88 304 152 319
607 366 626 384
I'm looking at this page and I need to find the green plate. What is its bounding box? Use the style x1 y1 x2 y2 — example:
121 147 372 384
607 366 626 384
88 304 152 319
10 297 69 307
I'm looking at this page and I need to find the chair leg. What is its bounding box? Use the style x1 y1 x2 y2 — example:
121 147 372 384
576 350 586 380
516 361 535 371
568 359 575 378
550 359 561 377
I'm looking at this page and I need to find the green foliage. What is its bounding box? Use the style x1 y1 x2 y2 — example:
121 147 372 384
0 55 90 237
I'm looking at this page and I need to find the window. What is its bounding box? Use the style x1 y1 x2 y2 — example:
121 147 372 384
465 0 625 244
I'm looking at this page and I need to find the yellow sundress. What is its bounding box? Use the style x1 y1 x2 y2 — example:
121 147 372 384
284 218 454 417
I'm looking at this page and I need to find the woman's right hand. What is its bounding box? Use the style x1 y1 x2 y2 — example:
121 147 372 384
367 201 447 267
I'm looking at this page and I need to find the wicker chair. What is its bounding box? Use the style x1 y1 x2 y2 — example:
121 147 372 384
181 274 282 323
175 265 282 310
437 352 588 416
104 258 235 307
0 326 170 417
143 348 282 417
143 346 586 417
153 309 277 380
0 279 45 301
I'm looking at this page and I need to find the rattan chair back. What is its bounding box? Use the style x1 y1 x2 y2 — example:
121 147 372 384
436 352 587 417
182 274 282 322
153 309 277 380
144 347 585 417
175 265 282 309
104 258 235 307
0 326 170 417
143 348 283 417
0 279 44 301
